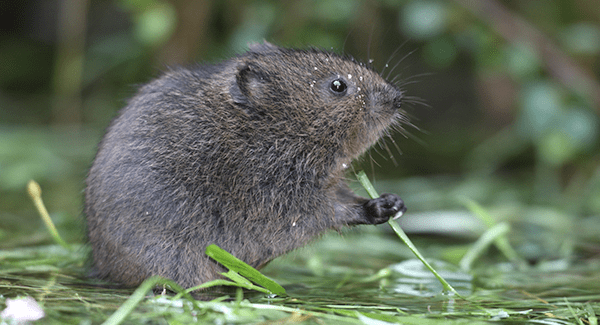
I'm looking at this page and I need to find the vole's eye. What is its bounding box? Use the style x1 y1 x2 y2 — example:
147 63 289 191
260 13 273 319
330 78 347 94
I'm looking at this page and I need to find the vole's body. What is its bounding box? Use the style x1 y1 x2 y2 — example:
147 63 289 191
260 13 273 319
85 42 407 288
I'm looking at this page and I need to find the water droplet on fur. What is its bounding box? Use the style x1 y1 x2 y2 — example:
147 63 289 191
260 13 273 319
342 163 348 169
359 76 363 81
347 74 352 79
292 221 297 227
314 67 318 70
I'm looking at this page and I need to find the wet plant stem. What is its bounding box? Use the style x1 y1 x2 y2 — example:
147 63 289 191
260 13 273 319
356 171 461 297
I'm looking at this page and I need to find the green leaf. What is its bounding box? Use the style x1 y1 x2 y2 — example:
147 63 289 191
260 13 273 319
205 244 286 295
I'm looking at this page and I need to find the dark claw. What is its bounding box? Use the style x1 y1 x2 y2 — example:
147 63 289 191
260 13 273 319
364 193 406 224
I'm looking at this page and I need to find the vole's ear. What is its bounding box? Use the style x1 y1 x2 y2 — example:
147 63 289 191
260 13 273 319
230 62 269 107
230 63 250 105
248 41 280 54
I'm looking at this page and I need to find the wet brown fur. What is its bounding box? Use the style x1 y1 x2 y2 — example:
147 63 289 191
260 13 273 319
85 42 407 289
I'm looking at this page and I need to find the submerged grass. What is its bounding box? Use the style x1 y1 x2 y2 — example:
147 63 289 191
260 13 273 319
1 177 599 324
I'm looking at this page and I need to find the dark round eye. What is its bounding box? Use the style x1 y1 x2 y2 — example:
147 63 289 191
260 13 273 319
330 78 347 94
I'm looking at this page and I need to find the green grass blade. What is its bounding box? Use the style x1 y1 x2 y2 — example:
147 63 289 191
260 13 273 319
27 180 70 249
459 222 510 271
174 279 239 299
355 171 460 296
357 172 379 199
205 244 286 295
460 197 527 268
565 298 585 325
177 273 271 297
220 270 272 294
102 276 192 325
586 303 598 325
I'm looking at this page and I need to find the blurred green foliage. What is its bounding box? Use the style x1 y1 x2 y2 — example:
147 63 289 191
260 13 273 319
1 0 600 245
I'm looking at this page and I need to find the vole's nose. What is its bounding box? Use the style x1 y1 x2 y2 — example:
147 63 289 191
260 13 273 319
392 88 403 110
370 84 403 111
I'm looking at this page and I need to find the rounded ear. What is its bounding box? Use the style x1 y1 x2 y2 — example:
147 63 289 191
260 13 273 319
230 63 251 106
248 41 280 54
229 62 270 107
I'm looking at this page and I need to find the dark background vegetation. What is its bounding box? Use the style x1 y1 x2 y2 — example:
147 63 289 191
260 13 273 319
1 0 599 250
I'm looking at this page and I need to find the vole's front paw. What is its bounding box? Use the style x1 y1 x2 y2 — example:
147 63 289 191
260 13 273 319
364 193 406 224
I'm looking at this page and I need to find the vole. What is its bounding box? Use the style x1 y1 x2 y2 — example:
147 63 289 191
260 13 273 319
85 41 408 289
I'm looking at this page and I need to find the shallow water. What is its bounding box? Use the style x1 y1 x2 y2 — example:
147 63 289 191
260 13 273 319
0 219 599 324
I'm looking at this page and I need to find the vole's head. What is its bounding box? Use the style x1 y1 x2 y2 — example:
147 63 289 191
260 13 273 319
229 42 407 171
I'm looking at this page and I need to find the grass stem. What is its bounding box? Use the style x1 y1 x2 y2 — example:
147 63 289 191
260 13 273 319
355 171 461 297
27 180 70 249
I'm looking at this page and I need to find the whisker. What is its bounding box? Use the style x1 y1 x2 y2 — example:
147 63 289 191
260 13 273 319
369 152 377 174
382 140 398 166
403 96 430 108
385 48 418 81
393 72 435 87
381 39 410 76
370 143 386 161
386 132 403 156
367 25 376 67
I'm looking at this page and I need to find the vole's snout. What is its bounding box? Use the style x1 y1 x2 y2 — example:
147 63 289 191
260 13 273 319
388 82 404 105
392 90 403 110
368 85 403 113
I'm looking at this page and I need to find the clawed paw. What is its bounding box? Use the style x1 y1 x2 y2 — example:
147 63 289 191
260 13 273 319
364 193 406 224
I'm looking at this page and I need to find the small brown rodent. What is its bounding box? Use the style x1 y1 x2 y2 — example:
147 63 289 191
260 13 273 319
85 41 408 289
